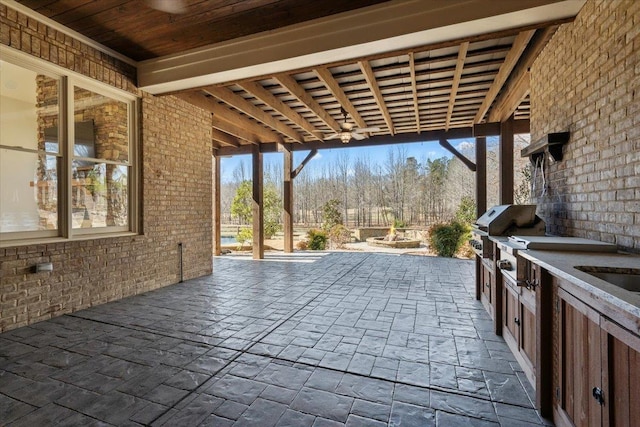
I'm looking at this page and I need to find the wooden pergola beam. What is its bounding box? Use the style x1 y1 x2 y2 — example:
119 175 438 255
212 117 260 145
204 86 305 143
500 116 515 204
213 155 221 256
281 143 293 253
239 80 322 140
473 29 535 124
216 127 474 156
409 52 420 133
315 67 367 130
473 119 530 137
488 27 558 122
177 91 280 143
211 128 241 147
275 73 341 132
252 144 264 259
359 60 395 135
446 42 469 131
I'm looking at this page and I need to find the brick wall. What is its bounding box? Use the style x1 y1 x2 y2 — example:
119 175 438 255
530 0 639 252
0 5 213 332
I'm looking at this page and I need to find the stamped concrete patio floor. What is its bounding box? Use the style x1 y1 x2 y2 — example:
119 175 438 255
0 252 551 426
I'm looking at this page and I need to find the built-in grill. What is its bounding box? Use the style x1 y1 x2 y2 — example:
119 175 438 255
470 204 546 258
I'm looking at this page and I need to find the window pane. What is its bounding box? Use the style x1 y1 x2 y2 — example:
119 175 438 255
74 87 129 163
72 161 128 229
0 61 59 153
0 149 58 232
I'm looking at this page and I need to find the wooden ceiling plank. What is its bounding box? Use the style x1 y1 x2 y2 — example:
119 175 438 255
314 67 368 129
275 74 341 132
211 128 242 147
409 52 420 133
359 60 395 135
473 29 535 124
487 26 557 122
238 81 323 140
175 91 279 143
204 86 304 143
445 42 469 131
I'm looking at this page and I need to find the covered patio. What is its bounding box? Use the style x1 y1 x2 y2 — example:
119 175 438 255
0 253 544 426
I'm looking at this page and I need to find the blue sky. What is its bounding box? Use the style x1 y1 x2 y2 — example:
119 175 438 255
220 137 482 183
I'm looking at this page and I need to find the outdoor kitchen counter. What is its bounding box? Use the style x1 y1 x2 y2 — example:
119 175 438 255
520 249 640 334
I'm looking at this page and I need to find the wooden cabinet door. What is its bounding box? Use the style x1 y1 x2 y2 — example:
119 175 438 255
601 317 640 427
520 286 536 379
556 288 602 427
503 280 519 346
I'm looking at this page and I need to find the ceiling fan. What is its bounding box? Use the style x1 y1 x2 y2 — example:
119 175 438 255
325 108 380 143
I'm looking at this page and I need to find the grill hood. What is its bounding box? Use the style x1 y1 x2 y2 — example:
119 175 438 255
474 204 545 236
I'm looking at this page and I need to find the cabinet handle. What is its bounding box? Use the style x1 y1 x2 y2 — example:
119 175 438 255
514 317 520 326
592 387 605 405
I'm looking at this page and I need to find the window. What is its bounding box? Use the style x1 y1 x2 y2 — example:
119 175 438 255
0 50 138 246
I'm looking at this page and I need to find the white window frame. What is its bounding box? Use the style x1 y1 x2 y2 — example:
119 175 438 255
0 46 139 247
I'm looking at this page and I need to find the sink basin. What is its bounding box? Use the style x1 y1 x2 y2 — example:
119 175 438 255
575 266 640 293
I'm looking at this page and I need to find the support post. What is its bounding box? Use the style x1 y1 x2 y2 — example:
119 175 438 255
475 137 487 218
252 144 264 259
499 116 515 204
282 144 294 253
213 154 221 256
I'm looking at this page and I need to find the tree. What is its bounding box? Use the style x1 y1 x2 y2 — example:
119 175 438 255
230 180 282 238
321 199 342 231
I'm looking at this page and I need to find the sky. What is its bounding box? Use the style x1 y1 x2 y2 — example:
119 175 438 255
219 137 487 183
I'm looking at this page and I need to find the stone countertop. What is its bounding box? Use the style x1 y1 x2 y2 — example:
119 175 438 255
519 249 640 320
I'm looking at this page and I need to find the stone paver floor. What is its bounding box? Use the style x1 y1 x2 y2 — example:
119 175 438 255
0 252 552 426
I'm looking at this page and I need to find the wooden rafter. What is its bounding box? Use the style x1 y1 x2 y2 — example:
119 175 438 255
409 52 420 133
359 60 395 135
314 67 367 129
445 42 469 131
275 74 341 132
292 149 318 179
212 117 260 144
204 86 304 143
439 138 476 171
211 128 241 147
176 91 279 143
473 29 535 123
239 80 322 140
488 27 557 122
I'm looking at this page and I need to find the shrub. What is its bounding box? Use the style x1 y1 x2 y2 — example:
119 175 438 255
307 229 328 250
328 224 352 249
393 218 407 229
296 240 308 250
321 199 342 231
428 221 469 257
236 227 252 250
455 196 476 224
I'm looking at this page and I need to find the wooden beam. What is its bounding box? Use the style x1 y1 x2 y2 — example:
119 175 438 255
213 154 221 256
217 127 474 156
204 86 304 143
282 143 293 253
473 119 530 137
239 80 322 140
475 137 487 218
252 144 264 260
488 71 530 123
488 27 557 122
409 52 420 133
275 73 341 132
359 60 395 135
446 42 469 131
292 149 318 179
314 67 367 130
474 30 535 124
211 128 241 147
500 116 515 204
439 138 476 172
177 91 280 143
212 117 259 145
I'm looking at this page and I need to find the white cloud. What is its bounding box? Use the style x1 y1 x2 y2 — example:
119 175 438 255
456 141 474 151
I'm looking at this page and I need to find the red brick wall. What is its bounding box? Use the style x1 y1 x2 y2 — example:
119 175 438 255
530 0 639 252
0 5 213 332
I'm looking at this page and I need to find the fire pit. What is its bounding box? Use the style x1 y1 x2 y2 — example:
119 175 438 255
366 227 421 249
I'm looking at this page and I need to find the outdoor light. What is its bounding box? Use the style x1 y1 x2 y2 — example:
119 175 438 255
340 131 351 143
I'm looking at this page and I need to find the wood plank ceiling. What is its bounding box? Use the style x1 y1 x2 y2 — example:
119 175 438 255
17 0 566 154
